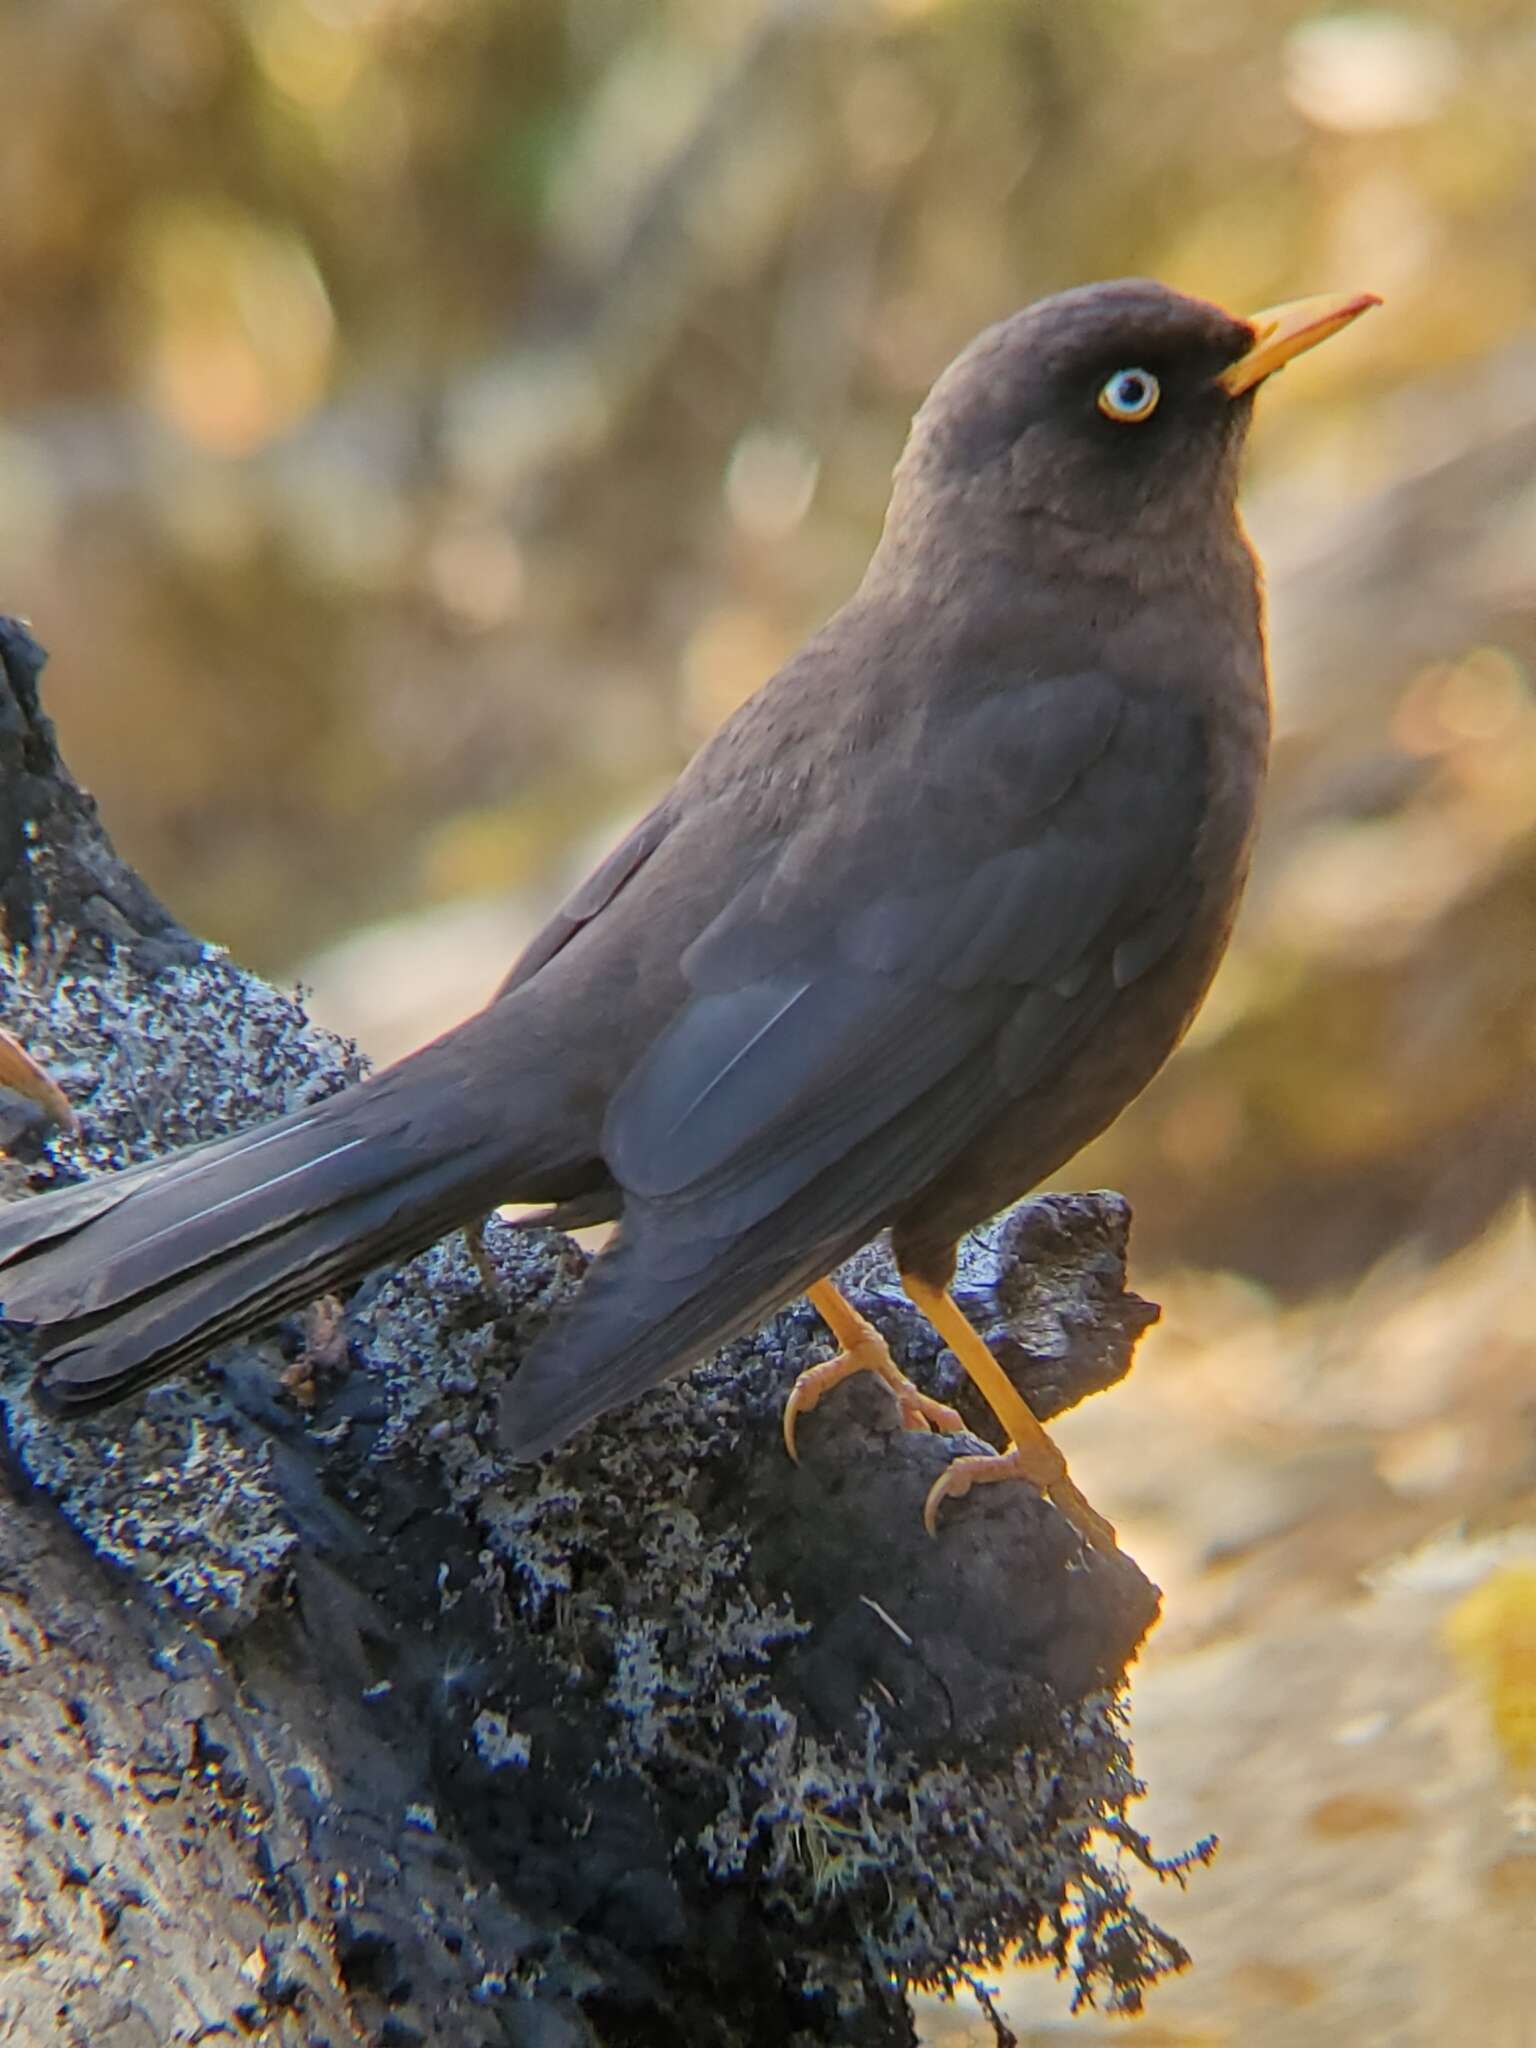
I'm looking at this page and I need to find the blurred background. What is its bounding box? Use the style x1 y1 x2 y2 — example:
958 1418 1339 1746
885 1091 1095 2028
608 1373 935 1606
1 0 1532 2040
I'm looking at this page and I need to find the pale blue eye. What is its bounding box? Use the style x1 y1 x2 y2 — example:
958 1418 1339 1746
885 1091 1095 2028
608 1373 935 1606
1097 368 1160 422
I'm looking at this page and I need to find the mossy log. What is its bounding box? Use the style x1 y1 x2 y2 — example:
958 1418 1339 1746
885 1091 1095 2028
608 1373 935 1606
0 618 1193 2047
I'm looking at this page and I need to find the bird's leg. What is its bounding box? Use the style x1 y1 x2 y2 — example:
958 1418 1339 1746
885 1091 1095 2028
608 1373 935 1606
783 1278 965 1460
902 1272 1117 1553
0 1028 78 1136
463 1213 502 1299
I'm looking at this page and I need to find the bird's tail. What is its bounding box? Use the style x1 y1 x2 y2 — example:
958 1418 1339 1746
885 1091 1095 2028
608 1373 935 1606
0 1011 561 1411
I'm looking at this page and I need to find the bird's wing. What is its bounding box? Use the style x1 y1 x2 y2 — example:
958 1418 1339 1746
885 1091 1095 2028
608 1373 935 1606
503 674 1207 1454
493 799 674 999
607 676 1203 1230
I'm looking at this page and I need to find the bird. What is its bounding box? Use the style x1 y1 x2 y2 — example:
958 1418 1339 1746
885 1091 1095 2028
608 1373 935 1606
0 279 1378 1550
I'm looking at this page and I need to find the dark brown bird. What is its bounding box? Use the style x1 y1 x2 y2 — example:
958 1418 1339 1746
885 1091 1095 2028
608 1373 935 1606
0 280 1377 1548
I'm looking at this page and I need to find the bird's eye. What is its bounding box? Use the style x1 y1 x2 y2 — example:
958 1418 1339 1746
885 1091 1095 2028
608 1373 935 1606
1096 368 1160 423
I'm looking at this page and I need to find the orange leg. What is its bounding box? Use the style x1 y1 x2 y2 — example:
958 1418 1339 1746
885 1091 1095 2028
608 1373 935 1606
783 1278 965 1460
463 1213 502 1297
903 1272 1117 1553
0 1028 77 1136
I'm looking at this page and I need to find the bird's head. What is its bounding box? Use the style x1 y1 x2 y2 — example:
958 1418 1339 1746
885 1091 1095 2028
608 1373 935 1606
882 279 1378 571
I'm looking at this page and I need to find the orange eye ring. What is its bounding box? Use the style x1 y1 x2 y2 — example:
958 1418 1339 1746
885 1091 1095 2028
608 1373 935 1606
1097 367 1160 423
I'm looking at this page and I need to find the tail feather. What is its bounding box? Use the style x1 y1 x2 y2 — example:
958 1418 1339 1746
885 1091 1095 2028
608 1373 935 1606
0 1012 571 1408
500 1215 847 1460
2 1076 437 1324
0 1134 228 1267
34 1146 513 1410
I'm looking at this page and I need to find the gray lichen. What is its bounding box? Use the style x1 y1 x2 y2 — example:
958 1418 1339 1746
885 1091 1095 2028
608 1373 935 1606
2 921 1196 2034
1 939 361 1174
1 941 360 1626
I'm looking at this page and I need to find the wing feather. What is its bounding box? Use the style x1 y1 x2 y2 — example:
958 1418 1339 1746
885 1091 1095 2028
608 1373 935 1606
503 673 1212 1457
605 680 1205 1246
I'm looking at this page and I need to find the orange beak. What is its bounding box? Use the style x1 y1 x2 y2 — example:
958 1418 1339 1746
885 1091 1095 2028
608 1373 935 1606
1218 289 1382 396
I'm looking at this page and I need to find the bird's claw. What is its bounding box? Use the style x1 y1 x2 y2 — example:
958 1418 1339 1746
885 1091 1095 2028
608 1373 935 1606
892 1386 966 1438
922 1444 1119 1552
783 1340 964 1463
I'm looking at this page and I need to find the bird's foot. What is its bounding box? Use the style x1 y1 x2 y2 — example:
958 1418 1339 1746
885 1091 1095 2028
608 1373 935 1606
784 1293 964 1461
923 1442 1118 1552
